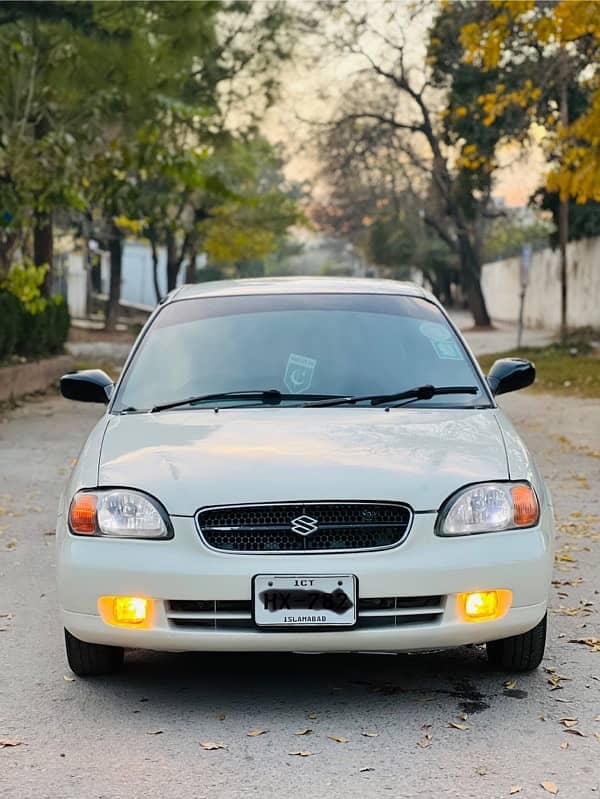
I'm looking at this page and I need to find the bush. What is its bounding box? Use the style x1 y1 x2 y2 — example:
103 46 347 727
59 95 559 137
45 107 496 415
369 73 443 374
0 292 24 360
0 291 70 361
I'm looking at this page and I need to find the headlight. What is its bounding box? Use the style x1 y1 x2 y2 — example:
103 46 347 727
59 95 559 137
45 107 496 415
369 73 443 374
437 482 539 536
69 489 172 539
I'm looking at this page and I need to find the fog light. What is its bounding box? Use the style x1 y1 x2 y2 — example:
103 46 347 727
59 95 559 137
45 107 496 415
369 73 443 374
458 590 512 622
98 596 153 628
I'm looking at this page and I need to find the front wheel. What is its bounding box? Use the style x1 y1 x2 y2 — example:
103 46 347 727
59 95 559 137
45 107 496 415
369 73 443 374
64 629 124 676
486 613 547 672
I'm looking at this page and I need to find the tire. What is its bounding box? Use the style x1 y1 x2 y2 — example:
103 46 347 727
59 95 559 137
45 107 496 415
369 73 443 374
486 613 547 672
64 628 124 676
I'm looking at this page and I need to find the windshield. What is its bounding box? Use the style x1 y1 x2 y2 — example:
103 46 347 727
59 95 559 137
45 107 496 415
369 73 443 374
112 293 491 412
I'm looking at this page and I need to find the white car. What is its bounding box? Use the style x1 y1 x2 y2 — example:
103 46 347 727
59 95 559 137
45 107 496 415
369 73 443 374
57 277 553 676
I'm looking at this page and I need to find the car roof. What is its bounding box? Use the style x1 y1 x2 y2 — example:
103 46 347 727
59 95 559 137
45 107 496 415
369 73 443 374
169 276 438 304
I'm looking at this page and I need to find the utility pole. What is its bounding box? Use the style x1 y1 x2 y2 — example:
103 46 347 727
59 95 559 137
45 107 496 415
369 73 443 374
558 72 569 343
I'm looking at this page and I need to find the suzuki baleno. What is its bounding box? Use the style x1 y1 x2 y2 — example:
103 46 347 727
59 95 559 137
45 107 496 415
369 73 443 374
57 278 553 675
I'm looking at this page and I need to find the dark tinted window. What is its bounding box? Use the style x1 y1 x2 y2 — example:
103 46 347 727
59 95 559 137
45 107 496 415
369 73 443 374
114 293 489 410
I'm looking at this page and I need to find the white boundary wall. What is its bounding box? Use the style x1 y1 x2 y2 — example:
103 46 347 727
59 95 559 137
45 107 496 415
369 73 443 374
481 236 600 330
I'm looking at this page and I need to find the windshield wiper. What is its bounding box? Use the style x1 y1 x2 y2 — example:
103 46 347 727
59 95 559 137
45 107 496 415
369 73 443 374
305 384 479 408
151 390 346 413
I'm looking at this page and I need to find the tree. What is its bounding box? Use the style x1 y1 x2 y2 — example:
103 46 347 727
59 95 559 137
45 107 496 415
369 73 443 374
458 0 600 337
316 2 518 326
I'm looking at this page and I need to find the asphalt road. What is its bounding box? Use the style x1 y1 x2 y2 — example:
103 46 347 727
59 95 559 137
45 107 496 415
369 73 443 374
1 391 599 799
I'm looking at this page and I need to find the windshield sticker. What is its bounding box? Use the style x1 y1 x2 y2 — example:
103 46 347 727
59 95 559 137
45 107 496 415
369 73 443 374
432 339 464 360
419 321 452 341
284 353 317 394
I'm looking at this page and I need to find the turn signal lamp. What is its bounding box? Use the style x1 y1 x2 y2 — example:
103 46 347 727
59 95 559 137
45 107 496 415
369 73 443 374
511 485 539 527
98 596 153 628
69 493 97 534
458 590 512 622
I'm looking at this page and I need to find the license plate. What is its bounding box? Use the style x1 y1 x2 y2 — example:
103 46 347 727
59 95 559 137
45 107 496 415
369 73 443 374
253 574 357 628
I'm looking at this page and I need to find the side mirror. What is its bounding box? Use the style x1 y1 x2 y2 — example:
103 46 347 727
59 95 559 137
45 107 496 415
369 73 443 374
487 358 535 396
60 369 114 404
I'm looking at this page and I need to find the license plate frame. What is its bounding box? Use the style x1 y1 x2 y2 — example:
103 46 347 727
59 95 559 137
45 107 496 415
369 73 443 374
252 574 357 629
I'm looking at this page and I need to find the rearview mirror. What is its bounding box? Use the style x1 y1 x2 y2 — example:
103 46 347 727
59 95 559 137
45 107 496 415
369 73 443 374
487 358 535 396
60 369 114 404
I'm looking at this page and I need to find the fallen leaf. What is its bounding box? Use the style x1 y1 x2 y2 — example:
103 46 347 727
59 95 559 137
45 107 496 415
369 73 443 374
306 713 318 720
565 728 586 737
560 718 578 728
560 742 569 750
417 737 432 749
328 735 349 743
216 713 226 721
5 540 16 551
247 729 268 737
504 679 518 690
0 739 22 748
510 788 522 795
448 721 469 731
63 675 76 682
361 731 379 737
146 730 163 735
569 637 600 652
359 767 374 773
294 728 312 736
200 741 227 751
288 750 313 757
595 732 600 744
541 781 559 794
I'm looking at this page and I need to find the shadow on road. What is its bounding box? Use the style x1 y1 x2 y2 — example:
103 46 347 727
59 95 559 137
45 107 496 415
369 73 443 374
82 646 538 720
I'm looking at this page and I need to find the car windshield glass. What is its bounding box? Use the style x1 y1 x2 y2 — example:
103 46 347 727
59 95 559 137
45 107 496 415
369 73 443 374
112 293 491 412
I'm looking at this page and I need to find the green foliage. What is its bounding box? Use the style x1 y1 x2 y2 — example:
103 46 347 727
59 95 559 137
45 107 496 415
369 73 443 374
3 260 49 313
478 343 600 399
0 291 23 359
17 295 70 358
0 290 69 361
482 217 552 262
534 190 600 247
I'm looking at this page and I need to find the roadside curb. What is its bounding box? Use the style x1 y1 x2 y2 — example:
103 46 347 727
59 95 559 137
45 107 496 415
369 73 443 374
0 354 74 403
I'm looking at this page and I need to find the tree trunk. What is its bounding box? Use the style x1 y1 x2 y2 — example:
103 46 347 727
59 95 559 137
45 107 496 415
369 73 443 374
149 229 162 304
166 230 179 292
458 234 491 327
464 279 490 328
185 245 197 284
34 211 54 296
33 116 53 296
105 224 123 331
559 76 569 343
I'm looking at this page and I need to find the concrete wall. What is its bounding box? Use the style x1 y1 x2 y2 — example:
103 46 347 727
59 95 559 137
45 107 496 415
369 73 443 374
481 236 600 330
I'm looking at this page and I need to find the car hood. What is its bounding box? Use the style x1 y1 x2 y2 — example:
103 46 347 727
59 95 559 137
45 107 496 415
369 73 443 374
98 407 508 515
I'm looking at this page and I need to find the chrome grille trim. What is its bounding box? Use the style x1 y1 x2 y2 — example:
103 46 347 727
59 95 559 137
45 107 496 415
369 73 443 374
195 501 413 554
165 596 444 631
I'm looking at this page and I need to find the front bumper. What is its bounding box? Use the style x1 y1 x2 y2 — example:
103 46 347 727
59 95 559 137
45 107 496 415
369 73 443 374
57 512 553 653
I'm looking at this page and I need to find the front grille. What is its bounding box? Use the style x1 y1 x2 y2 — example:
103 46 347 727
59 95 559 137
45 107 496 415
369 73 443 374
196 502 412 553
166 596 444 631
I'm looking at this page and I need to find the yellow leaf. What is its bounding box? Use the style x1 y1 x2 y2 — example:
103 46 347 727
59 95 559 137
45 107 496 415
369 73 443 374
541 782 559 795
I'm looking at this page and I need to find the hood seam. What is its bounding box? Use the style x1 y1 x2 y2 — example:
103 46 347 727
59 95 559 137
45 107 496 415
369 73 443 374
493 413 512 480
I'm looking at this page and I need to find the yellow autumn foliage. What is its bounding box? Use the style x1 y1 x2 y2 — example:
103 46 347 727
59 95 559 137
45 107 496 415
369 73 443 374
460 1 600 202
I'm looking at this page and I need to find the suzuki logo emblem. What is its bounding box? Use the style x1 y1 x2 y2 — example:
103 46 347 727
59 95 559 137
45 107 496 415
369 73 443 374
291 514 319 536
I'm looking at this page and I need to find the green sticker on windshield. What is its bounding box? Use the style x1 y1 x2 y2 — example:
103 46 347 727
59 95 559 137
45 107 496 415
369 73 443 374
284 353 317 393
432 339 463 360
